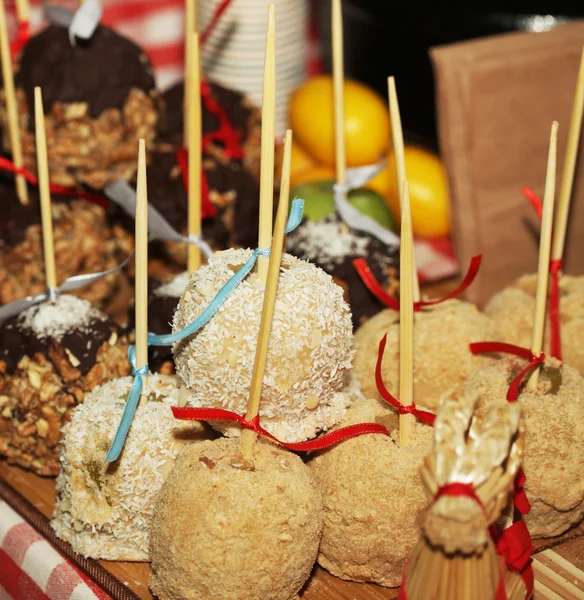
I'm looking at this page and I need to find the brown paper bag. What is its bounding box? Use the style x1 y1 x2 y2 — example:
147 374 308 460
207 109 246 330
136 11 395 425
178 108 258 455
431 22 584 306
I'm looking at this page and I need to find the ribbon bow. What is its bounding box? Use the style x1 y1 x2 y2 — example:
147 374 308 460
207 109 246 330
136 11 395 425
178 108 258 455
172 407 389 452
469 342 545 402
105 199 303 459
104 179 214 259
105 346 148 462
354 255 482 311
333 164 400 247
375 334 436 426
0 252 134 323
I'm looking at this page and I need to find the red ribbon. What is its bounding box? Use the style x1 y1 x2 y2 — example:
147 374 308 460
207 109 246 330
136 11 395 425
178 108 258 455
522 187 563 361
0 156 109 208
353 255 482 312
434 482 486 514
175 147 217 218
199 0 236 47
469 342 545 402
549 259 562 361
200 81 244 160
513 469 531 515
171 407 390 452
10 19 30 59
492 520 535 598
375 334 436 426
521 186 543 220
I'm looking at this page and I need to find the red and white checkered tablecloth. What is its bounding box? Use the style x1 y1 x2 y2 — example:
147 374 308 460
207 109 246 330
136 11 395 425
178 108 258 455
0 499 112 600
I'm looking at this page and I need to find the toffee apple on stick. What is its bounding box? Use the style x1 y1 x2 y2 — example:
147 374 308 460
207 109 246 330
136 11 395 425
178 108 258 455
462 122 584 538
353 79 495 412
308 176 433 588
149 127 324 600
172 6 354 442
51 140 207 560
286 0 400 330
0 87 129 477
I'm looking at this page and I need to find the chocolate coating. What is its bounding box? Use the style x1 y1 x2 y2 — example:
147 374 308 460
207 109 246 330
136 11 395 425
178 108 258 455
0 306 123 375
159 81 254 147
15 24 156 120
145 150 259 250
286 215 400 329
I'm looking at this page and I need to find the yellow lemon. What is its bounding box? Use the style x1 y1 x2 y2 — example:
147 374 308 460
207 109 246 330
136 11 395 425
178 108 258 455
290 76 390 167
387 146 451 239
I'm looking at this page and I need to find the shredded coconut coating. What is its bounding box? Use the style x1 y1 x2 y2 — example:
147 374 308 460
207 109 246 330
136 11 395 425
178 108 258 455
172 249 354 442
149 437 323 600
353 299 497 411
308 419 433 587
485 273 584 373
19 295 106 341
460 356 584 538
51 374 210 560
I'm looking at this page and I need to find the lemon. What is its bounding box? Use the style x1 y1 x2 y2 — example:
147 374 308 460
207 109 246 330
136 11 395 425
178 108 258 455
387 146 451 239
290 76 390 167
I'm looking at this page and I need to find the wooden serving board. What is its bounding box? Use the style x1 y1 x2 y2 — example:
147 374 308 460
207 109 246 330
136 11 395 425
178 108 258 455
2 461 584 600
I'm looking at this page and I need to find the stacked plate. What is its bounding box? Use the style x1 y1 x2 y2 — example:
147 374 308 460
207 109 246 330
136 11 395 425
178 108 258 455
199 0 309 138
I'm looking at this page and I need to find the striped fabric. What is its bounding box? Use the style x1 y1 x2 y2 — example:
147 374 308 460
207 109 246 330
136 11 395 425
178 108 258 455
0 500 112 600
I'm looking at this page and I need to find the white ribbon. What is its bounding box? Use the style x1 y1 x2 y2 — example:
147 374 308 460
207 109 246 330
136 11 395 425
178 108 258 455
43 0 102 45
0 251 134 323
333 162 400 247
104 179 214 260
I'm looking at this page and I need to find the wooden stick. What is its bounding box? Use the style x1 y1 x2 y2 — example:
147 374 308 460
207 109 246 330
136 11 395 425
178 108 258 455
388 76 420 302
186 31 202 273
332 0 345 187
257 3 276 285
399 180 415 447
552 47 584 263
183 0 196 143
0 1 28 205
241 129 293 464
135 139 149 401
34 88 56 292
528 122 558 390
14 0 29 24
279 126 293 251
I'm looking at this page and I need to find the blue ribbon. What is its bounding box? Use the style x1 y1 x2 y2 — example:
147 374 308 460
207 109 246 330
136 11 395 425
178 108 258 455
106 346 148 461
105 198 304 461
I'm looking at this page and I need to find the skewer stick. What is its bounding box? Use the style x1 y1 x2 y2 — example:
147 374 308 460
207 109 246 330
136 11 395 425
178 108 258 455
183 0 196 143
135 139 149 403
186 31 202 273
257 3 276 284
34 88 56 292
0 1 28 205
241 129 293 465
528 122 558 390
399 180 415 447
388 77 420 302
551 47 584 263
332 0 345 186
14 0 30 24
279 128 293 252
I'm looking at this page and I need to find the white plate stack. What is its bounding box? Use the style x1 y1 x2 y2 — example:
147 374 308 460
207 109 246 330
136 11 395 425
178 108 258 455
199 0 309 138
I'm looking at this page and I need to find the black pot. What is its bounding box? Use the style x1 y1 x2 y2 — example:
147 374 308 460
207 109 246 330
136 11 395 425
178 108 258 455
316 4 582 148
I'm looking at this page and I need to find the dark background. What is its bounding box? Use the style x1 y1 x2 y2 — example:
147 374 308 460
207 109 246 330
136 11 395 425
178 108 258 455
315 4 584 149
